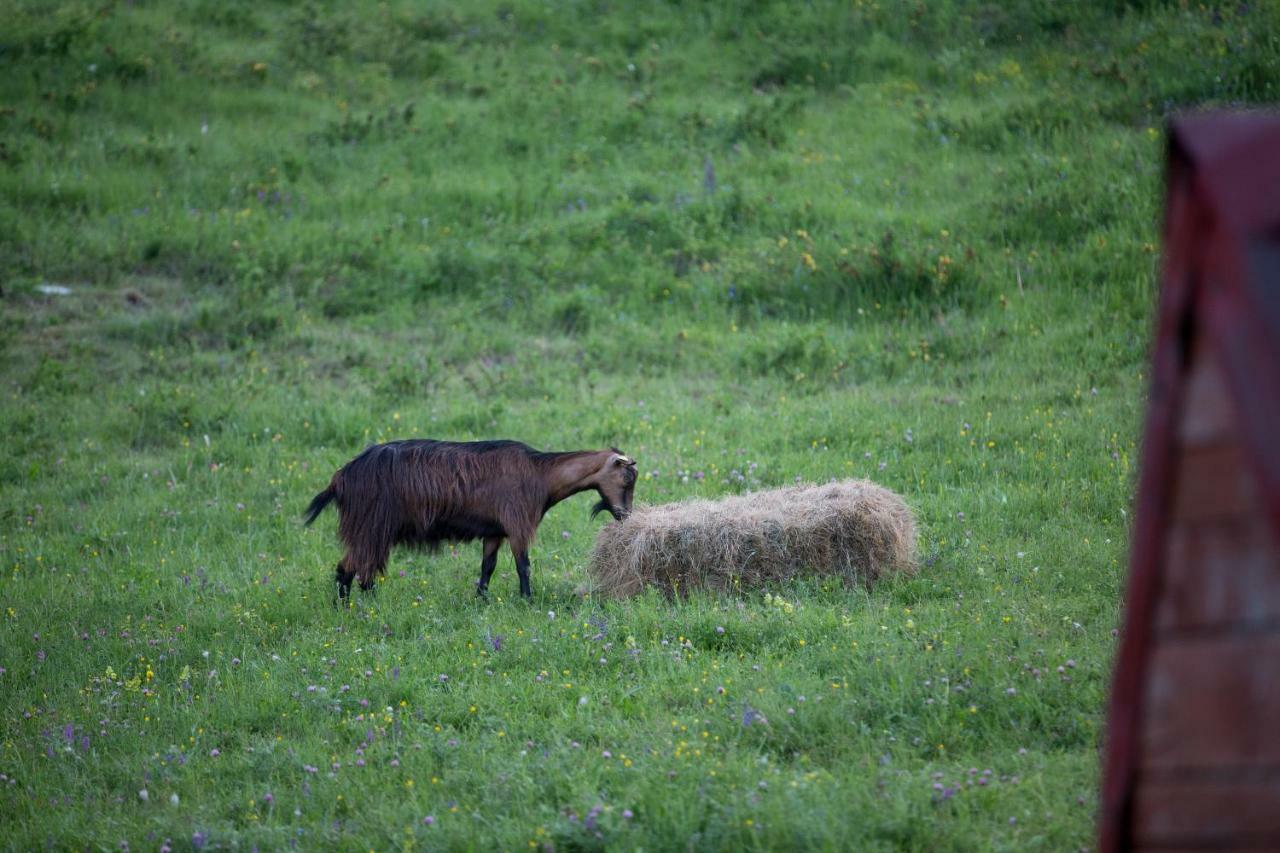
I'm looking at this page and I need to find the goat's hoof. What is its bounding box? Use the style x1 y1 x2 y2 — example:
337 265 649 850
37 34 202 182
476 587 489 600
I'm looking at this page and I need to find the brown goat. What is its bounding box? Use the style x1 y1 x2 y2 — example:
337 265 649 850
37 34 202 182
304 439 637 601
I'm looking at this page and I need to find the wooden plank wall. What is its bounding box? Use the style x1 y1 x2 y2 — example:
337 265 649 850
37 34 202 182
1132 338 1280 850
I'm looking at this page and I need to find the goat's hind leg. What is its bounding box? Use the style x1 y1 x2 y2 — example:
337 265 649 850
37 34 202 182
334 559 356 607
335 545 390 603
356 545 391 596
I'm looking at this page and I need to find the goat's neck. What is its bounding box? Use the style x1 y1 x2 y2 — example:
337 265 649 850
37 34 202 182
542 451 606 506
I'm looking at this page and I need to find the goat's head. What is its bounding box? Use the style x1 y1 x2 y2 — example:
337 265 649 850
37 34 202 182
590 450 637 522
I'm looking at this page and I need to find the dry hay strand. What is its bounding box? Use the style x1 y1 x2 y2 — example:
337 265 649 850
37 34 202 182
589 479 917 598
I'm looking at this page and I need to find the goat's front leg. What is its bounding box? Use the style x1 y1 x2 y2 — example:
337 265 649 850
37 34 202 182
476 536 504 598
513 548 533 600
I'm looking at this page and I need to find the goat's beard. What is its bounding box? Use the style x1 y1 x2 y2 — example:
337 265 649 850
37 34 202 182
590 499 627 522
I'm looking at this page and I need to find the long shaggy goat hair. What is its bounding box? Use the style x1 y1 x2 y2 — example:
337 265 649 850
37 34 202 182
588 480 916 598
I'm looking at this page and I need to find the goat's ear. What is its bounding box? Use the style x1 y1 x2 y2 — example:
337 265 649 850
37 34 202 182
611 454 635 468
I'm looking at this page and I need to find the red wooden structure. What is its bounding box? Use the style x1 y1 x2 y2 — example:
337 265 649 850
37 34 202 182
1100 112 1280 851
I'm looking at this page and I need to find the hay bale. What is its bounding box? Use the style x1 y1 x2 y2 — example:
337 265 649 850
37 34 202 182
588 479 917 598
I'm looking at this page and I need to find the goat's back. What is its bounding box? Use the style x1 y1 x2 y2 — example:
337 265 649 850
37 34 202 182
334 439 546 544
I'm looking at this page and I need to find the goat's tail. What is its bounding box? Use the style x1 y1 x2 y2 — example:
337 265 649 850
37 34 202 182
303 485 337 526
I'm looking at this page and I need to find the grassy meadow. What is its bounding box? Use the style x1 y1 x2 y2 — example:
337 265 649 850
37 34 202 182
2 1 1277 849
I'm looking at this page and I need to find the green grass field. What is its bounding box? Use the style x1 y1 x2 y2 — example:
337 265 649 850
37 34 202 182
2 1 1277 849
